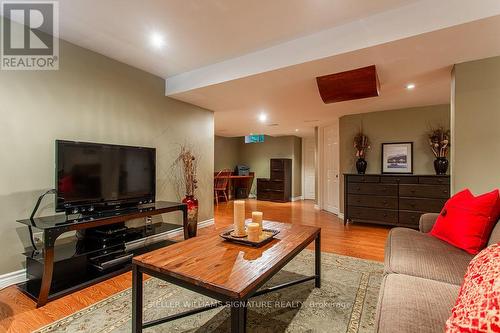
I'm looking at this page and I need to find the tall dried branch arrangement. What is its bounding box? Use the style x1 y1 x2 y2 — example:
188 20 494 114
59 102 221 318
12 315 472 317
172 146 198 196
428 126 450 158
354 129 370 158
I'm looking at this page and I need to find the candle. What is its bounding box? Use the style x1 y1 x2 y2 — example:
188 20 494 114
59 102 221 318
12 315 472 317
252 211 263 234
233 200 246 236
247 223 260 242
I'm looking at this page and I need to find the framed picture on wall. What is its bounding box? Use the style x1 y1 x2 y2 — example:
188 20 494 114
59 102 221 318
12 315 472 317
381 142 413 174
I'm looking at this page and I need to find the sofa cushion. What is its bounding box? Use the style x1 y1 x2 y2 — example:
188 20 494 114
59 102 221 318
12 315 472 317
430 189 500 254
385 228 474 285
375 274 460 333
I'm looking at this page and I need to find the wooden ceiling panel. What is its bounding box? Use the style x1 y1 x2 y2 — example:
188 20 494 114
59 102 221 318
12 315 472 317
316 65 379 103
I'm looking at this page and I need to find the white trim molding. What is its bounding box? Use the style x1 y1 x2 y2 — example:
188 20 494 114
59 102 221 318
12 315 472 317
291 196 303 202
0 269 27 290
0 218 216 290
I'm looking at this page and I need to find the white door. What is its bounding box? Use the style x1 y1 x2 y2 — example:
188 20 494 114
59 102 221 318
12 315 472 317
302 137 316 200
322 121 340 214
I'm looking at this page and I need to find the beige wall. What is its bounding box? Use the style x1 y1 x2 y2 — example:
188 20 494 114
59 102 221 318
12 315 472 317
0 40 214 274
214 136 240 171
214 135 302 197
452 56 500 194
339 105 450 212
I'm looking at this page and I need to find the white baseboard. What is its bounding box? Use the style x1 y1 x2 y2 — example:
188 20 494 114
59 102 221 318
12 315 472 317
291 196 303 202
0 269 27 290
0 218 216 290
314 204 320 210
338 213 344 219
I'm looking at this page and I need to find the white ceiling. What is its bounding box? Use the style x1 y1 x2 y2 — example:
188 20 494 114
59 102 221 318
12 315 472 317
171 16 500 137
56 0 418 77
25 0 500 137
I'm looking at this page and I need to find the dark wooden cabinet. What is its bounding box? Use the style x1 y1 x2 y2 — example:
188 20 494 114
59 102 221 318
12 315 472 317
344 174 450 229
257 159 292 202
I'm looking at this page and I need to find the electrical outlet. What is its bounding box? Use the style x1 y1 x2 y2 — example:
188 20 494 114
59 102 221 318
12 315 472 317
33 232 43 244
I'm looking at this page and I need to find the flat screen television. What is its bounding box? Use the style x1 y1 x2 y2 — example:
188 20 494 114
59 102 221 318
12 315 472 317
56 140 156 214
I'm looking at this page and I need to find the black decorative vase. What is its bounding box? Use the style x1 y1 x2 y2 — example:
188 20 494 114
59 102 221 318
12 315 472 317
434 157 448 175
356 158 367 174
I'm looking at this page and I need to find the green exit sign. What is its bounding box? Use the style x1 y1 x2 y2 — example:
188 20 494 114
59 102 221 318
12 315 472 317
245 135 265 143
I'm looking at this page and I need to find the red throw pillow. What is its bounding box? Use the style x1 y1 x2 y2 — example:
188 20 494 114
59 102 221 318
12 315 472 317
430 189 500 254
445 243 500 332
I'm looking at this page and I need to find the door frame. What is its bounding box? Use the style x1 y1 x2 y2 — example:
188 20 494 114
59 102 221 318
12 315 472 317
301 137 316 200
318 120 340 215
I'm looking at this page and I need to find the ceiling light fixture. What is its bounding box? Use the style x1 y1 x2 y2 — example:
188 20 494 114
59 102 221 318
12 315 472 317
406 83 416 90
295 129 299 132
258 113 267 123
150 32 166 49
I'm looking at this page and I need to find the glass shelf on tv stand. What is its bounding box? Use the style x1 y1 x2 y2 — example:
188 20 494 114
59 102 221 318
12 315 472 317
23 222 181 263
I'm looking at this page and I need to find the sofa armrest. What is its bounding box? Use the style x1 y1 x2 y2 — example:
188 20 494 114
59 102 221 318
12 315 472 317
419 213 440 233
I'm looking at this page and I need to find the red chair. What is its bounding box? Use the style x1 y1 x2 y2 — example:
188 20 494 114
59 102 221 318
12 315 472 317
214 169 232 205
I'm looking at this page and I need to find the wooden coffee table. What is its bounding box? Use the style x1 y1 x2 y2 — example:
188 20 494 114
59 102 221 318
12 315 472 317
131 221 321 332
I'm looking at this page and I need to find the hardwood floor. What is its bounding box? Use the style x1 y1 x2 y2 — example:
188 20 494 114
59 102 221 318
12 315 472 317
0 199 389 333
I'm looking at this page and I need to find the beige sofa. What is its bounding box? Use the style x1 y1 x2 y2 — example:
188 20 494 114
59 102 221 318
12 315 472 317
375 213 500 333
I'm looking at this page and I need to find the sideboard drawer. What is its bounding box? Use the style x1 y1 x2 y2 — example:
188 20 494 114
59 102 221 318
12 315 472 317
347 175 380 183
399 184 450 199
270 181 284 190
348 206 398 223
348 183 398 196
257 191 270 200
257 179 270 188
348 194 397 209
399 211 425 228
419 176 450 185
270 159 284 170
380 176 418 184
399 198 446 212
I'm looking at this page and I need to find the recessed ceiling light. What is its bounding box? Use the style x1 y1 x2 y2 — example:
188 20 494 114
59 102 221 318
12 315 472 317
258 113 267 123
406 83 416 90
150 32 166 49
295 129 299 132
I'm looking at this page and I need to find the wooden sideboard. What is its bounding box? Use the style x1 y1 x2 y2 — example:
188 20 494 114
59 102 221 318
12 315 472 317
257 159 292 202
344 174 450 228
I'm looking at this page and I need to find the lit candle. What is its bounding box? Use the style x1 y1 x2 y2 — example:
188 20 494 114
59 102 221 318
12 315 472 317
247 223 260 242
233 200 246 236
252 211 263 234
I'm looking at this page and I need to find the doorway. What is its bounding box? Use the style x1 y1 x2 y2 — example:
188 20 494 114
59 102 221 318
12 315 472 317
320 120 340 214
302 137 316 200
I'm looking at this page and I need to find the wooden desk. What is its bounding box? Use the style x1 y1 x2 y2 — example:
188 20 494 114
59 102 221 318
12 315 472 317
132 221 321 332
214 172 255 199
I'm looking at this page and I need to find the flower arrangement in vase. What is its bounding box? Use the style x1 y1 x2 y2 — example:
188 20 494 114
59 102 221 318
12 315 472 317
174 146 199 238
354 130 370 174
428 126 450 175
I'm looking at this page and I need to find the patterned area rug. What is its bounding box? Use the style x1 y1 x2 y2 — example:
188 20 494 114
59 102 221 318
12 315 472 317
34 251 383 333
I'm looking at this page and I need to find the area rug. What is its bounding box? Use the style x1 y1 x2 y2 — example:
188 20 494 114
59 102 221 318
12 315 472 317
34 251 383 333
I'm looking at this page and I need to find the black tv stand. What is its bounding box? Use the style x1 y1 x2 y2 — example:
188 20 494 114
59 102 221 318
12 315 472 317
16 201 188 307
